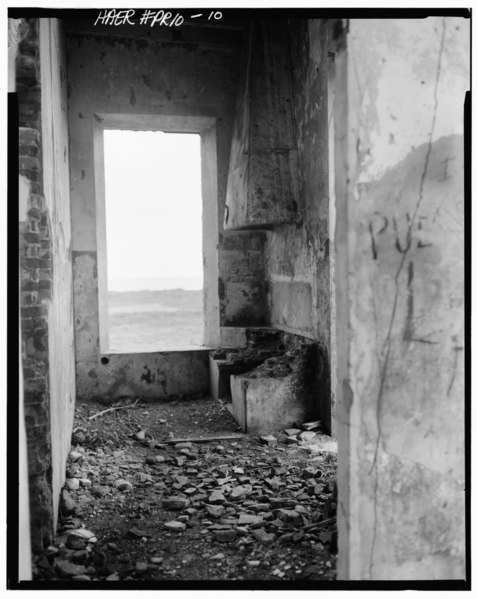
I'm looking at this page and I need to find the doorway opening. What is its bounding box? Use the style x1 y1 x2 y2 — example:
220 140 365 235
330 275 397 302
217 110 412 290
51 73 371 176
102 129 203 352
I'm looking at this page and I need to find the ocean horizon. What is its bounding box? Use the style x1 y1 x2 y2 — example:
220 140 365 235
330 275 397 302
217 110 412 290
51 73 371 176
109 276 203 292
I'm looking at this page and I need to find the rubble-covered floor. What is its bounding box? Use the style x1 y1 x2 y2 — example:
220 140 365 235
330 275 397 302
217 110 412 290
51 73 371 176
33 395 337 583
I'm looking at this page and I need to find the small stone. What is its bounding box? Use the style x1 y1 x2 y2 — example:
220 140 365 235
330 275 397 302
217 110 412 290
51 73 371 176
71 528 96 540
184 487 197 495
60 489 77 514
71 574 91 581
175 442 192 450
127 527 152 538
215 445 225 453
238 513 263 526
230 485 252 500
115 479 133 492
208 490 225 504
252 528 276 544
66 533 87 550
55 559 86 578
206 505 225 519
136 561 148 573
303 467 317 479
277 508 300 523
177 515 189 523
260 435 277 446
233 467 244 475
150 557 164 564
91 485 109 497
164 520 186 532
214 529 237 543
211 552 225 560
135 430 146 441
265 477 281 490
298 431 317 444
162 496 189 510
79 478 92 488
69 451 83 462
172 475 189 488
301 420 321 431
283 428 302 436
45 545 59 556
106 572 121 581
285 436 299 445
66 478 80 491
247 560 260 567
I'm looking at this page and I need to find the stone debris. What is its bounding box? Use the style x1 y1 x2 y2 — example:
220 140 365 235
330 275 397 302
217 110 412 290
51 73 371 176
283 428 302 437
60 489 77 514
300 421 322 431
260 435 278 446
164 520 187 532
55 559 87 578
208 490 225 504
162 496 189 510
34 396 336 583
127 526 152 538
69 450 83 463
211 552 225 560
237 513 263 526
214 529 237 543
66 533 87 550
135 561 148 573
115 479 133 491
298 431 317 444
252 528 276 544
66 478 80 491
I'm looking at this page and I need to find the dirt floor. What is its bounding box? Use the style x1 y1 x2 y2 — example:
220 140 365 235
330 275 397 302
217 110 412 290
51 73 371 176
33 395 337 586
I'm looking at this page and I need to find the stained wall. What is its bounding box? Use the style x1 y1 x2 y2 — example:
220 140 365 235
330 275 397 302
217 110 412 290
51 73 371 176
266 19 332 432
333 17 469 580
17 17 76 551
65 21 247 400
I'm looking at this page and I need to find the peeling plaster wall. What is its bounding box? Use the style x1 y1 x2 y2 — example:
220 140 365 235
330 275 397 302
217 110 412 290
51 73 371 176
334 17 469 580
66 25 242 399
17 17 76 551
267 20 332 432
219 231 269 327
39 19 76 533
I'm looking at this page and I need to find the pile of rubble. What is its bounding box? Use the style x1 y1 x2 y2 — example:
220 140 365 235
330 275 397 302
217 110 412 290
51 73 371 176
33 398 337 582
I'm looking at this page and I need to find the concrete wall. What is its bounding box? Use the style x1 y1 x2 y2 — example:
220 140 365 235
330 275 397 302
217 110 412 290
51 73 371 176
39 19 76 531
17 17 76 552
333 17 469 580
65 23 243 399
267 19 332 432
11 17 33 580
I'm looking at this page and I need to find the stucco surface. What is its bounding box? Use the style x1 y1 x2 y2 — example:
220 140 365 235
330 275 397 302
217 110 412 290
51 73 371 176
334 17 468 580
40 19 77 529
66 25 248 397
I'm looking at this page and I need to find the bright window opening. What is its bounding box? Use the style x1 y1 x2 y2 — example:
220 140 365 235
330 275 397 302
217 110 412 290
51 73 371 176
103 130 203 351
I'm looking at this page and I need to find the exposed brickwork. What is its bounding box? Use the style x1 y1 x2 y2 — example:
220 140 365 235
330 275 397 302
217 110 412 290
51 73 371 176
17 18 54 553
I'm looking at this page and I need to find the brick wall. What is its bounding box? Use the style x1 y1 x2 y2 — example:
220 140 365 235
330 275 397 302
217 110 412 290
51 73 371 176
17 18 54 553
